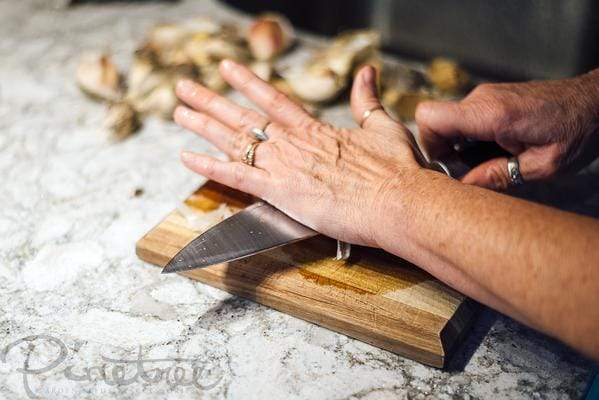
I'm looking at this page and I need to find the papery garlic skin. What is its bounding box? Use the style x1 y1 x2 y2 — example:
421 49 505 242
104 101 140 140
247 13 294 61
282 66 342 103
76 52 122 102
249 61 274 82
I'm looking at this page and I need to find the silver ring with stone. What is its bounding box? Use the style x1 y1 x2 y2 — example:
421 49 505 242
507 157 524 185
251 123 270 142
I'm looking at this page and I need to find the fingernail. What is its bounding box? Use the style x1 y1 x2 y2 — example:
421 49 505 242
176 79 196 96
181 150 194 163
362 66 375 88
220 59 235 71
174 105 191 120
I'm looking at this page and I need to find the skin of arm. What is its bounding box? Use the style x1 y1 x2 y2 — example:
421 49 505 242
173 60 599 361
375 168 599 360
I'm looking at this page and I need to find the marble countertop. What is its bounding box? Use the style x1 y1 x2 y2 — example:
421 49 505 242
0 0 596 399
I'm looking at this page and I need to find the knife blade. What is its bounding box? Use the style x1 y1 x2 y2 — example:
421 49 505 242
161 201 318 273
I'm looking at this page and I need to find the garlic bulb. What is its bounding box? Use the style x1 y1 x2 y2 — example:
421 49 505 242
76 52 122 101
247 13 294 61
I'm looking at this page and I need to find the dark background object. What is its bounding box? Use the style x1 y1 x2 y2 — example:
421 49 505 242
222 0 599 81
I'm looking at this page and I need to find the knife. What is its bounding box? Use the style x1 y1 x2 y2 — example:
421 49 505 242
162 201 319 273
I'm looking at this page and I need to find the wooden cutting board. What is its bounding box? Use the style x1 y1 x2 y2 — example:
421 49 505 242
136 181 476 368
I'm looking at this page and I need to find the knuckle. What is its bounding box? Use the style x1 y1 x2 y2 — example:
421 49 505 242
488 101 513 132
471 83 495 97
486 163 509 189
238 109 254 127
232 163 246 186
267 91 289 113
238 109 263 132
196 113 210 131
203 158 216 176
202 91 218 109
238 74 253 91
302 119 325 136
543 146 563 175
230 133 248 155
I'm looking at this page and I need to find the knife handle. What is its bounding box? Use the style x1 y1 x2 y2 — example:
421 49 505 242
335 240 351 260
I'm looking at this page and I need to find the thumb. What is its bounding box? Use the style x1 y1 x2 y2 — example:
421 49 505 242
461 157 511 190
350 66 429 166
350 66 396 130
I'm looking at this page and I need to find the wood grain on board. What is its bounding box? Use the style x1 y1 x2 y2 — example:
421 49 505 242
136 181 476 368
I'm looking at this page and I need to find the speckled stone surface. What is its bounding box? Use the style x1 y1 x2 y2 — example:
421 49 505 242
0 1 596 399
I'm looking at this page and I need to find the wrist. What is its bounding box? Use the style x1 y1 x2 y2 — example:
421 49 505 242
371 167 442 253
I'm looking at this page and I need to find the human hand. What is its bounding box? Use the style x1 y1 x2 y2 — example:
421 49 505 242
416 71 599 189
173 60 427 247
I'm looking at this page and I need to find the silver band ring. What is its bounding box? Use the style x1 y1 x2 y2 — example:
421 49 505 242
251 123 270 141
507 157 524 185
241 141 261 167
360 106 383 127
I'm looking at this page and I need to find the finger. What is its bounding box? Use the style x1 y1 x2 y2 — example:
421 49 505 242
219 59 314 128
461 157 510 190
350 66 397 130
415 100 463 158
517 145 561 181
462 145 560 189
175 79 272 136
181 151 270 198
416 100 495 158
174 106 278 168
174 105 240 157
351 66 429 166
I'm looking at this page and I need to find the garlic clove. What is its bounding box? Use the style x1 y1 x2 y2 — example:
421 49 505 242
184 36 248 67
104 101 140 140
76 52 122 102
199 64 228 93
131 80 179 119
247 13 294 61
249 61 274 82
324 30 380 77
180 17 222 37
282 66 343 103
125 56 160 100
147 23 189 51
427 58 469 94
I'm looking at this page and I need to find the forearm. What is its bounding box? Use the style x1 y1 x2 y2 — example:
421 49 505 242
377 170 599 359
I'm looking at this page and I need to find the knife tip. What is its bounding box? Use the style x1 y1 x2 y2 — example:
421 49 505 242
161 264 176 274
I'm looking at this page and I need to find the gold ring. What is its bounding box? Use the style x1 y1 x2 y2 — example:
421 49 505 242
361 106 383 127
241 141 261 167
